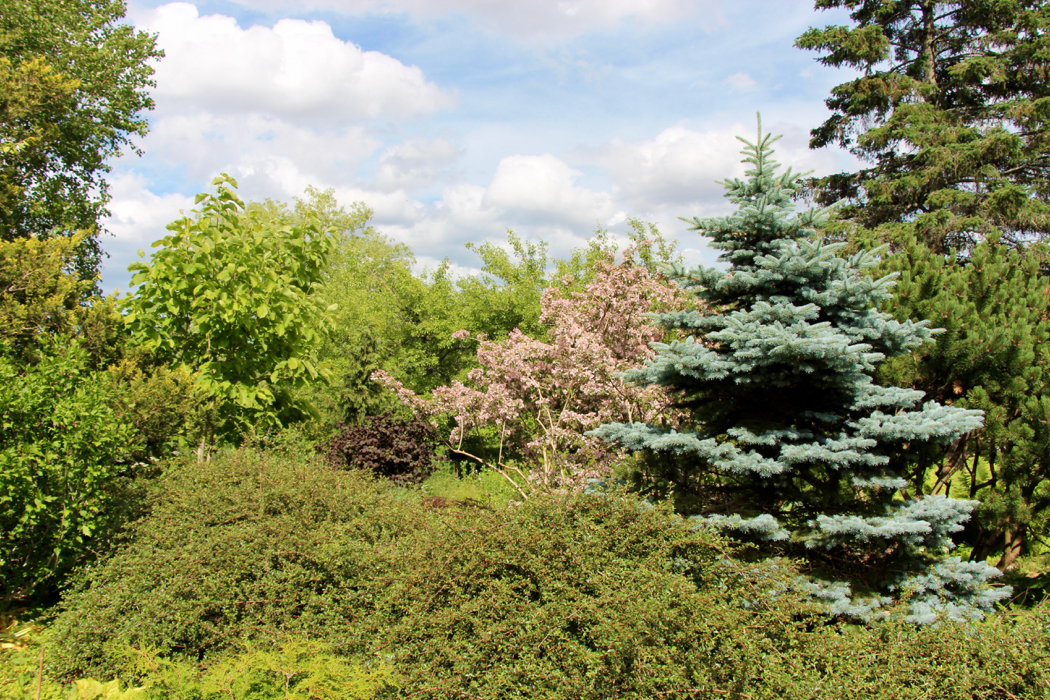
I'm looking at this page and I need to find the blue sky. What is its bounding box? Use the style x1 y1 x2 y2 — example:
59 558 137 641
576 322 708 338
102 0 859 293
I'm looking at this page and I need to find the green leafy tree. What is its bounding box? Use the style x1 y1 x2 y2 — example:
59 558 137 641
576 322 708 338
123 176 336 441
0 0 162 279
0 233 124 366
879 237 1050 571
796 0 1050 252
591 122 1006 622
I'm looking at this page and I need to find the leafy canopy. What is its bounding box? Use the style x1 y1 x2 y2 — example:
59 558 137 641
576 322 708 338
123 176 336 439
0 0 162 279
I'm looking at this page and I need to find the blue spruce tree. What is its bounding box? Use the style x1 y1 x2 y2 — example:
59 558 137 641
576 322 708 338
590 119 1010 622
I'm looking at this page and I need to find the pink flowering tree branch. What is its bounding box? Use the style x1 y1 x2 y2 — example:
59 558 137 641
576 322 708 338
374 243 694 492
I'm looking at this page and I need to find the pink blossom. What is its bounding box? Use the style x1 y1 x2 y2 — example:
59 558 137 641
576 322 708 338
378 244 696 490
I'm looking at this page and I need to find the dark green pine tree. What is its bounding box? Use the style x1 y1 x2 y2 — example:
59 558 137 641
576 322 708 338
878 235 1050 572
591 120 1008 622
796 0 1050 253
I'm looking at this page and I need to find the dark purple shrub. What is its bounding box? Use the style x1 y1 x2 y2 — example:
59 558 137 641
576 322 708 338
322 414 437 485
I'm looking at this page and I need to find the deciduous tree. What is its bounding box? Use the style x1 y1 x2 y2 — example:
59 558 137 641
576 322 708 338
379 242 691 492
123 176 335 441
0 0 162 279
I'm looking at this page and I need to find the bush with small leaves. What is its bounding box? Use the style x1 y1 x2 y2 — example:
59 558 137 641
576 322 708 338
322 413 437 485
44 448 1050 699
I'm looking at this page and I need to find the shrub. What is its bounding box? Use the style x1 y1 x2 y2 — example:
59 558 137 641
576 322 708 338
47 448 1050 699
1 635 394 700
106 357 212 461
322 413 436 485
0 339 142 600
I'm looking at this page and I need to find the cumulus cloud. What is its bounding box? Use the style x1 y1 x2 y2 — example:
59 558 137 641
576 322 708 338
588 123 749 211
224 0 724 39
375 137 463 191
727 71 757 92
584 121 846 215
136 3 455 120
483 154 622 227
145 111 380 188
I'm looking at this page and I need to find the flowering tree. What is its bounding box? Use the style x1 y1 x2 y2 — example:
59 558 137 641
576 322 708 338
376 244 692 493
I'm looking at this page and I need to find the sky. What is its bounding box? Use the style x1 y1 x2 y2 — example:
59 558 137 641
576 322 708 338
101 0 860 293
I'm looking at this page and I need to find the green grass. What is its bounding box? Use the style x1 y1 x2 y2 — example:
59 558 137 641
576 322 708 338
406 460 521 508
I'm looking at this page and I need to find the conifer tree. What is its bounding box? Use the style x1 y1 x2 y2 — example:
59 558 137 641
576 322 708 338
798 0 1050 574
796 0 1050 252
879 236 1050 572
591 120 1009 621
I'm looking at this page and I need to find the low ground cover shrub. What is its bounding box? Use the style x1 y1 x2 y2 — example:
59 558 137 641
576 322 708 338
1 633 394 700
46 448 1050 699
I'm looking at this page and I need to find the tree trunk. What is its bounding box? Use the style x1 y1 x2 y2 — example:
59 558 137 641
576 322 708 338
996 522 1027 572
970 526 1002 564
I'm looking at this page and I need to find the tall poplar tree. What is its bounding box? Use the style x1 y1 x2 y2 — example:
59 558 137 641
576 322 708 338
592 122 1008 621
796 0 1050 252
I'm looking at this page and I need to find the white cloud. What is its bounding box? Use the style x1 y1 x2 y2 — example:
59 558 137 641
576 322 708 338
137 3 455 120
483 154 622 227
146 111 381 188
224 0 724 39
589 123 749 211
106 173 196 244
375 137 463 191
329 186 427 225
727 71 757 92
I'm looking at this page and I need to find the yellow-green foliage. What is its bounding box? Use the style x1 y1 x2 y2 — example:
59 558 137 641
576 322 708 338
1 629 393 700
417 460 518 508
106 358 212 461
0 235 124 366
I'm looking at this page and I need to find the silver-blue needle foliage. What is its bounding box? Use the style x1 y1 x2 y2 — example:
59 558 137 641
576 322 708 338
588 119 1009 622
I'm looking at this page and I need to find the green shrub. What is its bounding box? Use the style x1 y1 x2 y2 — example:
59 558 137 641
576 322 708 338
47 448 1050 699
106 357 212 461
0 340 142 600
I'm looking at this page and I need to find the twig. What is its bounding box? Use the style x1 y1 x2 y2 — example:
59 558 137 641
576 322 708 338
35 646 44 700
446 447 530 500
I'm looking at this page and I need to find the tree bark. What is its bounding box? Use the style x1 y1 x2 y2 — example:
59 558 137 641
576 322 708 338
996 522 1027 572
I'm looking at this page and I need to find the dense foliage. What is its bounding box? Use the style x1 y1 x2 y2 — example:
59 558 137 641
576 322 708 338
322 414 437 485
124 176 336 441
592 122 1006 621
799 0 1050 574
2 636 394 700
4 3 1050 695
379 242 691 491
879 236 1050 570
797 0 1050 252
44 449 1050 699
0 340 140 599
0 234 123 365
0 0 162 279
